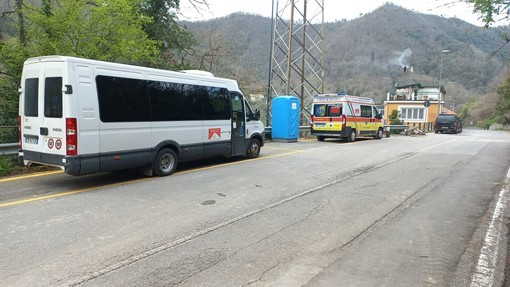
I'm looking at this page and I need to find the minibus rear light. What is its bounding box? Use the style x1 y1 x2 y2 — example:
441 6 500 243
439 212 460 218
66 118 78 155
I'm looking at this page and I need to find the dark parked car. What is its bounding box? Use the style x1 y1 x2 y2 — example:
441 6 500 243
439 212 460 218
434 114 463 134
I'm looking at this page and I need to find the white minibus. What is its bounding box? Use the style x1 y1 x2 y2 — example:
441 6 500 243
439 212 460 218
18 56 265 176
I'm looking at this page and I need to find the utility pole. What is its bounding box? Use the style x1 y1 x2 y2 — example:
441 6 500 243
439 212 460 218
437 49 449 116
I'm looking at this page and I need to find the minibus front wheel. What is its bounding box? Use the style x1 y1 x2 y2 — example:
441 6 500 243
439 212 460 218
246 138 261 159
154 148 178 176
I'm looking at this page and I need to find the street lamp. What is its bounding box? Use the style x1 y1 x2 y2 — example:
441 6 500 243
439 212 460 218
437 49 450 115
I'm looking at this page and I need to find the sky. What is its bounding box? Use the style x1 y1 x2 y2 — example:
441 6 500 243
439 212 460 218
179 0 487 26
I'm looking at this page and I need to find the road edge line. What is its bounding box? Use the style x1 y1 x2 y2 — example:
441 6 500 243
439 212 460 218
470 166 510 287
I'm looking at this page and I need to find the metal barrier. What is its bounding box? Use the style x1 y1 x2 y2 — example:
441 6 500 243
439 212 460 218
0 127 312 156
384 125 409 131
4 125 409 155
265 126 312 138
0 143 18 156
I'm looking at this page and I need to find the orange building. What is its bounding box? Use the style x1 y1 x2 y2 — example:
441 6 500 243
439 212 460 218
383 83 452 132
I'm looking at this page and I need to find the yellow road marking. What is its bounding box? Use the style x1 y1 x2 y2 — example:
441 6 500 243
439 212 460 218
0 149 306 208
0 170 63 183
262 146 306 151
0 177 149 208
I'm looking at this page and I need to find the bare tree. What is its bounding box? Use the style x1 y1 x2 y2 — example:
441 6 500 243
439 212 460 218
0 0 15 18
0 0 25 44
16 0 25 45
185 0 210 15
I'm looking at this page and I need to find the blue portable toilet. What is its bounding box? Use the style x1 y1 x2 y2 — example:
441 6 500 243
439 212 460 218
271 96 300 142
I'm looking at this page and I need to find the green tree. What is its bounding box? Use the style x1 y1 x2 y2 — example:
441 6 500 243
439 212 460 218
463 0 510 126
0 0 163 142
137 0 196 69
466 93 500 126
463 0 510 28
24 0 160 63
496 77 510 124
388 109 402 125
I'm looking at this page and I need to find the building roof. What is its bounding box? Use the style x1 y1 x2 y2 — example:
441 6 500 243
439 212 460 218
442 108 457 115
395 83 421 89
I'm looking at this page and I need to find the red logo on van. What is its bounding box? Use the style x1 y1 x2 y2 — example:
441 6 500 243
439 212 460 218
208 128 221 140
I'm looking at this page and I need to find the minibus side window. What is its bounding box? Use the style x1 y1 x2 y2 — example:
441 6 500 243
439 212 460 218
245 99 254 120
25 78 39 117
96 76 151 122
181 84 206 120
203 87 230 120
149 81 198 121
44 77 63 118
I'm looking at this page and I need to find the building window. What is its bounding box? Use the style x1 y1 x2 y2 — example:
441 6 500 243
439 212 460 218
401 107 426 121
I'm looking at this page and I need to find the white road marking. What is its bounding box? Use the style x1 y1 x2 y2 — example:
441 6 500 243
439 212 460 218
470 166 510 287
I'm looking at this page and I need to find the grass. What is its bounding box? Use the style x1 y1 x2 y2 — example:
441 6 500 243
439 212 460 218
0 155 21 177
0 155 59 177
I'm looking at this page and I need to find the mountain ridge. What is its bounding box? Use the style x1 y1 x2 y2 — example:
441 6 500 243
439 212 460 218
181 3 509 107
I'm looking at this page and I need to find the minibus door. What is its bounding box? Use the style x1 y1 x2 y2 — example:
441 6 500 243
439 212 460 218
231 92 246 156
22 67 66 163
40 74 66 157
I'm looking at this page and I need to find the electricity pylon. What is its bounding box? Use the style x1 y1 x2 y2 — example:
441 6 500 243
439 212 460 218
267 0 324 127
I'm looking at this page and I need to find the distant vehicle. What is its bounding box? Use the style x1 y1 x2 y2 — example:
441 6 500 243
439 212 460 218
434 114 463 134
18 56 265 176
310 93 384 142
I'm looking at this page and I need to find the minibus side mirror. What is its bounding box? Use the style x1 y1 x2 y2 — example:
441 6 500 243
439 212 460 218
254 109 261 121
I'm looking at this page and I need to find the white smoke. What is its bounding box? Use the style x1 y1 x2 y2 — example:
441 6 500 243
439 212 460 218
390 48 413 68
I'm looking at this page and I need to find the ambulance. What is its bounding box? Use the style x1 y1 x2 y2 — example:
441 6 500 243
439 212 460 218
310 93 384 141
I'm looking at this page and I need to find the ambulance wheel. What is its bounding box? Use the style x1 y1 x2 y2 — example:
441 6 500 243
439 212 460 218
247 138 261 159
348 130 356 142
375 128 383 139
317 136 325 142
154 148 178 176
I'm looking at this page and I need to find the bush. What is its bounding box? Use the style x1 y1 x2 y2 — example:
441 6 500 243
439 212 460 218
0 127 18 144
0 155 19 176
388 110 403 125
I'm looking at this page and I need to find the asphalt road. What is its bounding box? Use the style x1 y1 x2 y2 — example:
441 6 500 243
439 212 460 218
1 129 509 287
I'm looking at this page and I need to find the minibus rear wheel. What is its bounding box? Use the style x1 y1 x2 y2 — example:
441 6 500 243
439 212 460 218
154 148 178 176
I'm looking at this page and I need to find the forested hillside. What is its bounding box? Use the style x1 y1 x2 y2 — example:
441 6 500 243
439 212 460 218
182 4 509 108
1 1 509 141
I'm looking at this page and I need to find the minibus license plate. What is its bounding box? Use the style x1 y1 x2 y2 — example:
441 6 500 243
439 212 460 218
315 123 326 127
24 136 38 144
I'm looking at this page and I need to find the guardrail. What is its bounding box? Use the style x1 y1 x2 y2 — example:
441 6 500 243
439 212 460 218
384 125 409 131
0 127 311 155
0 143 18 156
1 125 409 156
264 126 310 135
266 125 411 135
